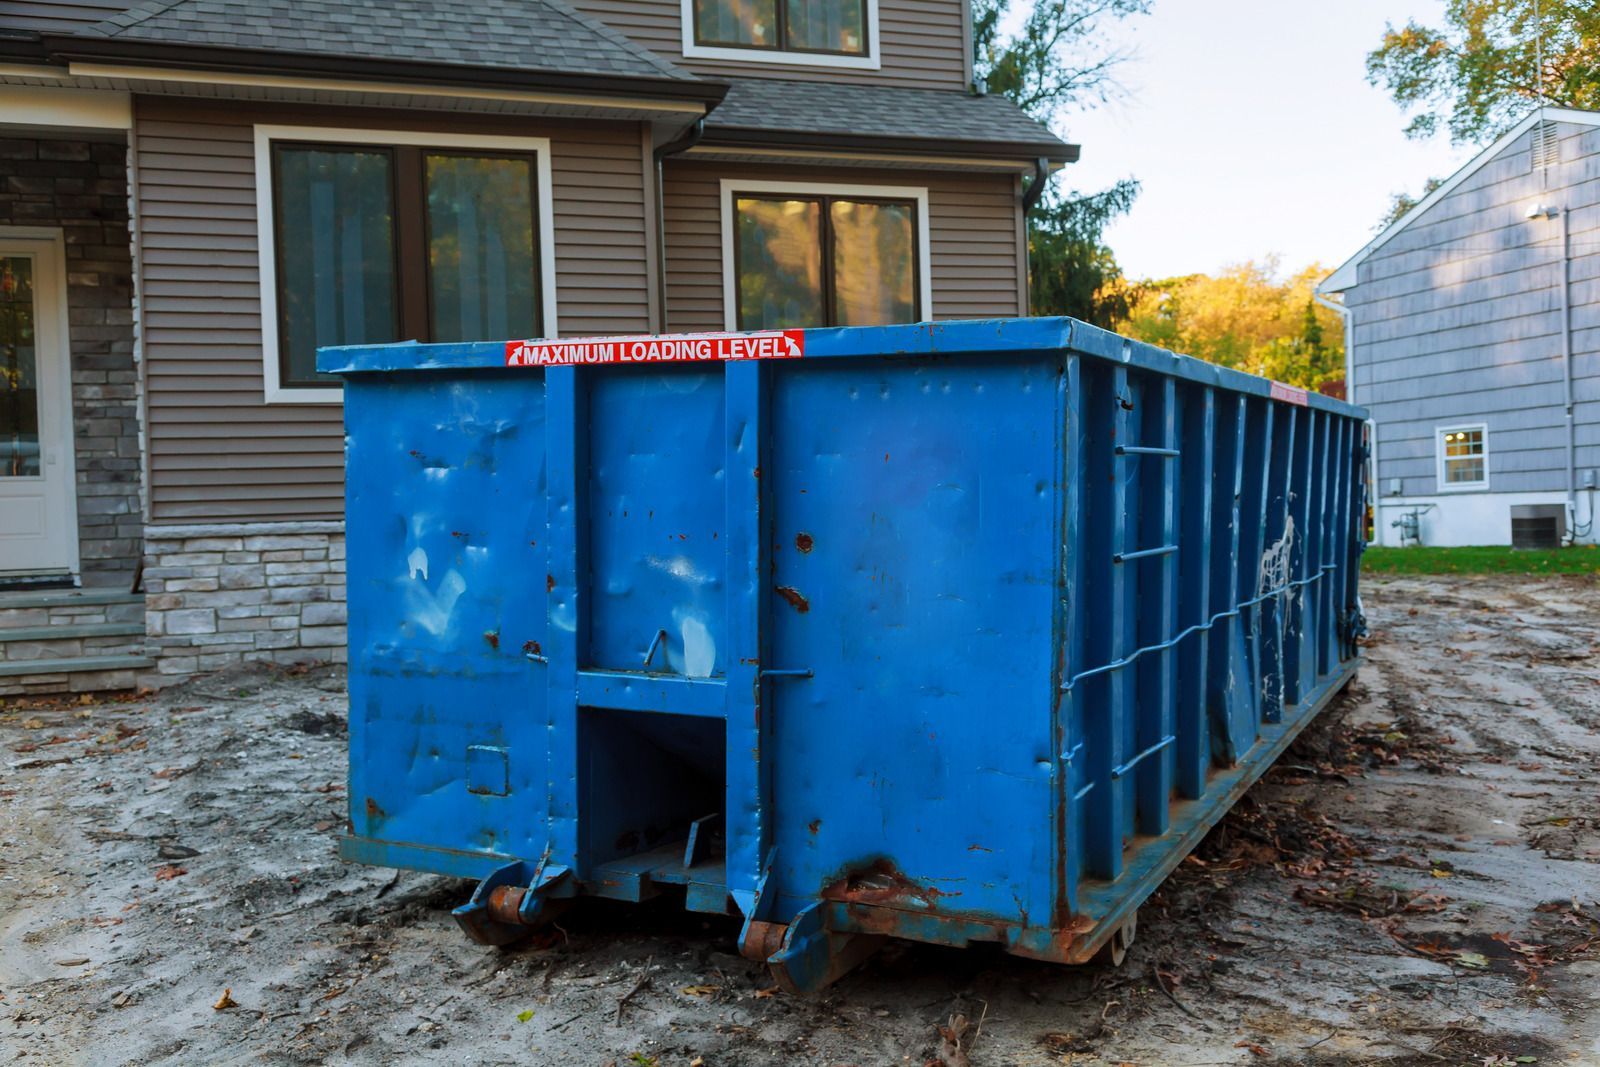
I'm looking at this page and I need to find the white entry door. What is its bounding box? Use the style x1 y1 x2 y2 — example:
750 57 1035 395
0 232 78 578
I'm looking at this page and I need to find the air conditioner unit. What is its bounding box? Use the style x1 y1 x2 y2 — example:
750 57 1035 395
1510 504 1564 550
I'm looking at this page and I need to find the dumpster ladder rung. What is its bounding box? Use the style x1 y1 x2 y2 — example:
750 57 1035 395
1114 445 1180 457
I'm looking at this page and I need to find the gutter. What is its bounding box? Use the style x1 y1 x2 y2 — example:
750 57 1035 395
652 118 705 332
1556 208 1578 541
698 126 1078 164
41 35 729 105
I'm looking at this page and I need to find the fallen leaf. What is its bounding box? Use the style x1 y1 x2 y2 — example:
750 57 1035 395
54 957 89 967
213 988 237 1010
1455 951 1491 969
516 1009 535 1023
1234 1040 1270 1057
753 987 779 999
154 865 187 881
680 985 720 997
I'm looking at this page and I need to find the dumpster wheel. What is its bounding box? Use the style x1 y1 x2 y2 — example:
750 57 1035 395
1097 912 1137 968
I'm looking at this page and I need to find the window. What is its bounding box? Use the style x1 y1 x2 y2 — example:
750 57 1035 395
724 181 929 331
255 127 557 403
684 0 879 68
1437 425 1488 490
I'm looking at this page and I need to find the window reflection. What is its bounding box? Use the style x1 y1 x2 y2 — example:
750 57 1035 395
736 197 823 330
695 0 864 54
830 200 914 326
0 256 40 477
426 154 539 343
734 193 917 330
274 146 398 385
695 0 777 47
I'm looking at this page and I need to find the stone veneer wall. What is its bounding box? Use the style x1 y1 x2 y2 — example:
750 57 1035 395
0 134 142 586
142 522 347 678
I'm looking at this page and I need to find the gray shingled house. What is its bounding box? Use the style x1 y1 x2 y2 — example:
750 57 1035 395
0 0 1074 693
1321 107 1599 549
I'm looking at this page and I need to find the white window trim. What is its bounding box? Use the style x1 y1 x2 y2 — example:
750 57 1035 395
1435 422 1489 492
682 0 881 70
719 178 932 332
252 124 559 404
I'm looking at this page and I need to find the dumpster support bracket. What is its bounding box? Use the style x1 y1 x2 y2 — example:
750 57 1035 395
744 901 886 994
452 858 575 946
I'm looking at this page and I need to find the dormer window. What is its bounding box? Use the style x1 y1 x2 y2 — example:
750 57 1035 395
684 0 879 68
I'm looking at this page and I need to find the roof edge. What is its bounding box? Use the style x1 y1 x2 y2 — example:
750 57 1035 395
1321 105 1600 293
700 125 1079 163
40 34 729 105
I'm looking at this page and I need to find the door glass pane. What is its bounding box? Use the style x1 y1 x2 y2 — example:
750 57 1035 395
0 256 40 477
829 199 915 326
735 197 823 330
695 0 777 47
786 0 865 53
274 146 397 386
426 154 540 343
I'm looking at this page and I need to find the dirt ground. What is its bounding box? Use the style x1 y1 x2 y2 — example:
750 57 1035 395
2 574 1598 1067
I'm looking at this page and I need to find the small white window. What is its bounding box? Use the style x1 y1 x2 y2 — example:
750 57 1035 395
1437 424 1488 490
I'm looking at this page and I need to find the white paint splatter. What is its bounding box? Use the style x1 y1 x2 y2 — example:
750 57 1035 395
680 615 715 678
407 569 466 636
407 546 429 581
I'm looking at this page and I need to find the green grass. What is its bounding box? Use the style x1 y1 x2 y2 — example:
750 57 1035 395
1362 545 1600 575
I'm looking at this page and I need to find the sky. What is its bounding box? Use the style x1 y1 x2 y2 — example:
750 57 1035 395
1050 0 1480 282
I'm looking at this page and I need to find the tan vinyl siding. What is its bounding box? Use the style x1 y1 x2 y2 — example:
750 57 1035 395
0 0 127 31
662 159 1023 331
571 0 967 90
133 97 652 524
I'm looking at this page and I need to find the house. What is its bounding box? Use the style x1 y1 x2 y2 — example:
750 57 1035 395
1321 107 1599 549
0 0 1075 694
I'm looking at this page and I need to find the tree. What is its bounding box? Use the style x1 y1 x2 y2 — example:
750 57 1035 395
1377 176 1445 231
1367 0 1600 145
1116 260 1345 390
974 0 1150 325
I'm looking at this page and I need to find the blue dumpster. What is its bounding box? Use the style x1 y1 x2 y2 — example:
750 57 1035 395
321 318 1366 991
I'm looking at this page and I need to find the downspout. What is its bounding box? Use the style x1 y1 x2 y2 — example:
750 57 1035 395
1020 157 1051 315
1558 206 1577 543
1021 156 1051 214
652 118 705 333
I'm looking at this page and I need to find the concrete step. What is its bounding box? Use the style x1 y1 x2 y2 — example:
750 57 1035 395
0 622 146 643
0 588 143 609
0 653 154 697
0 653 154 678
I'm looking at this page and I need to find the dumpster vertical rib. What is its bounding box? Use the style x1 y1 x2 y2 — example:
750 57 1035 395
1260 405 1299 724
1175 385 1214 799
1082 361 1129 881
544 366 586 870
1322 417 1350 675
1238 399 1273 745
1134 375 1177 836
1304 410 1331 692
1283 403 1314 707
1206 394 1246 762
724 360 769 912
1056 353 1086 918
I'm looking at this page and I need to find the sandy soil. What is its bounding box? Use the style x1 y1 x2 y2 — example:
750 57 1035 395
2 574 1597 1067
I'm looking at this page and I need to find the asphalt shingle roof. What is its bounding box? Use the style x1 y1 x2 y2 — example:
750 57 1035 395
705 78 1074 157
78 0 697 83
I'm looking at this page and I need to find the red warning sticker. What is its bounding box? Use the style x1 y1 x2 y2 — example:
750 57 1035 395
1269 381 1309 406
506 330 805 367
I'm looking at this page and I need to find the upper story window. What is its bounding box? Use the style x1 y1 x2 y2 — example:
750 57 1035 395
722 180 928 330
254 126 557 403
1437 424 1488 490
684 0 880 68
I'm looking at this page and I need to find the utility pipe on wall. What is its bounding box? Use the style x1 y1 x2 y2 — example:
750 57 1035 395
652 118 705 333
1558 206 1578 542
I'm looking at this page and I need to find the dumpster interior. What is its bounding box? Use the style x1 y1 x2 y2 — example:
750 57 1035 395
580 707 729 911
